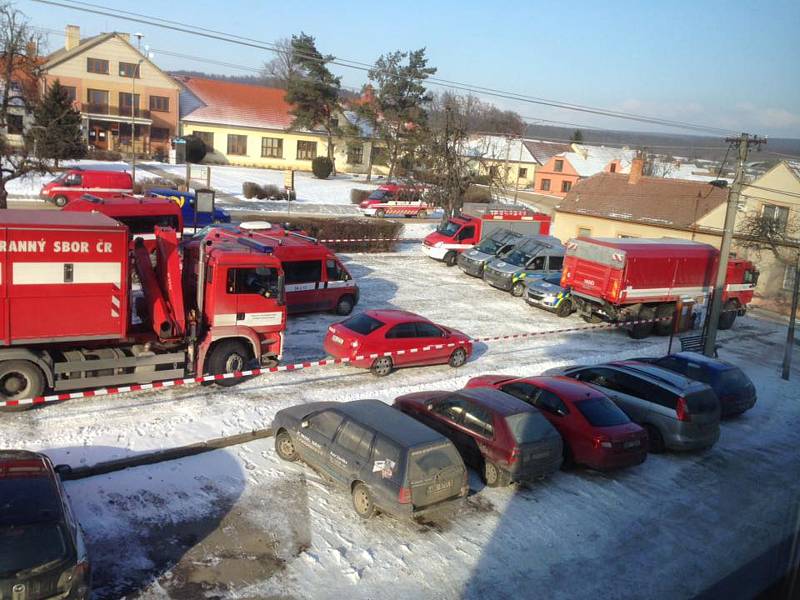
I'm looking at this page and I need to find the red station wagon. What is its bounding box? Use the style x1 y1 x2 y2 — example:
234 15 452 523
465 375 649 470
323 310 472 377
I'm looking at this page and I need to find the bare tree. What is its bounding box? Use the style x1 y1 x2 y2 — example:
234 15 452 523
262 38 299 90
642 152 675 177
737 205 800 269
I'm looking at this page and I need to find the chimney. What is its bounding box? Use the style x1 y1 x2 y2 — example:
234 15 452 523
629 155 644 185
65 25 80 51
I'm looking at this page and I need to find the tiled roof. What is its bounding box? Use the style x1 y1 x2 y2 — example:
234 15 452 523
177 76 315 132
556 172 727 229
522 139 572 165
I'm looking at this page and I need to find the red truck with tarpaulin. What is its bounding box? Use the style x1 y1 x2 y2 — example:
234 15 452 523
561 237 758 338
0 210 287 405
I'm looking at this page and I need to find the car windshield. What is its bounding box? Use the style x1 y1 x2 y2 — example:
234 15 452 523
436 220 461 236
504 412 555 444
475 237 504 254
575 397 630 427
367 190 389 200
0 523 69 576
408 442 461 483
341 313 385 335
503 241 543 267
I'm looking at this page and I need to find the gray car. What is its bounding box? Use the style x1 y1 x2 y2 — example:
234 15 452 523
271 400 468 519
483 235 566 296
556 361 720 452
457 228 523 277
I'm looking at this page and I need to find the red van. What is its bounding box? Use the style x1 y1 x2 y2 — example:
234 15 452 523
41 168 133 207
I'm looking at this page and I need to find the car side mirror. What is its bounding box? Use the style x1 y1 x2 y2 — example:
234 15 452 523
301 420 309 429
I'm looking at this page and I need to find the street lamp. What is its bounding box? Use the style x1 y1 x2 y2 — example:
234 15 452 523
130 56 145 184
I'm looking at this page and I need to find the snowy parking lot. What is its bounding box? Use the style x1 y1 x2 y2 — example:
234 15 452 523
1 252 798 599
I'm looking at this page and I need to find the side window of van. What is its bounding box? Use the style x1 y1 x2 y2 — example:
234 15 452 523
307 410 344 441
529 256 546 270
548 255 564 270
284 260 322 284
335 420 375 459
326 258 350 281
64 173 82 186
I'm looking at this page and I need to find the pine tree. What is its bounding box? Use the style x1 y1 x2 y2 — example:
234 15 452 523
570 129 584 143
33 79 85 167
285 33 341 173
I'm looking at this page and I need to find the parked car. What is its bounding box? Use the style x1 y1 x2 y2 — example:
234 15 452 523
555 362 721 452
324 310 472 377
482 236 565 296
271 399 468 519
464 375 648 470
634 352 757 417
40 168 133 207
524 273 573 317
394 388 563 487
456 227 523 277
0 450 91 600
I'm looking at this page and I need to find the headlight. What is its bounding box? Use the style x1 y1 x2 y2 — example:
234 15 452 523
543 294 556 303
434 241 443 248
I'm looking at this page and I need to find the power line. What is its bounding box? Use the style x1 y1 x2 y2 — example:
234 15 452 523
28 0 739 136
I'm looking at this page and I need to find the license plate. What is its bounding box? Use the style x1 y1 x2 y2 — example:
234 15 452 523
331 335 343 344
624 440 640 449
428 480 452 494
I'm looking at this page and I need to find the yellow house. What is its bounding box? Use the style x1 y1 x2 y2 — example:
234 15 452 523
552 158 800 311
177 76 386 176
42 25 181 157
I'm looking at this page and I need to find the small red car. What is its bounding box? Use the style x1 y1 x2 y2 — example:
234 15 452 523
323 309 472 377
465 375 648 470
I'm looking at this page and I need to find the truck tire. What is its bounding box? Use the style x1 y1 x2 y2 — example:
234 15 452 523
334 294 355 316
0 360 45 408
417 210 427 219
444 251 457 267
654 303 675 336
206 340 252 387
53 195 69 207
375 208 386 218
581 313 602 324
627 307 655 339
718 300 738 330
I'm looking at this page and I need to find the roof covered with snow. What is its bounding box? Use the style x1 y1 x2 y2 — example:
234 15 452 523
463 135 538 164
556 144 637 176
522 139 573 165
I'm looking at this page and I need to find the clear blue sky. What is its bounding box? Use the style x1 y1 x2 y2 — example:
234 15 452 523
19 0 800 138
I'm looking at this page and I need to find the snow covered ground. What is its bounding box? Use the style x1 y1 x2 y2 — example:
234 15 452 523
1 253 798 599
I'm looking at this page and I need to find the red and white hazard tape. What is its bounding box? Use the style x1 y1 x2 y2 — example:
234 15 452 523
2 316 676 410
318 237 422 244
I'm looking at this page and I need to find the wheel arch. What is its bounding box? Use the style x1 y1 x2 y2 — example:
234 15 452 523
0 348 54 389
199 332 259 374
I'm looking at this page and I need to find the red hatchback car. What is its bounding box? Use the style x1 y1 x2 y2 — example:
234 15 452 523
323 310 472 377
465 375 648 470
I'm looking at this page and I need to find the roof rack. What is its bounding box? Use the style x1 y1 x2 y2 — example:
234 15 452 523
288 231 318 244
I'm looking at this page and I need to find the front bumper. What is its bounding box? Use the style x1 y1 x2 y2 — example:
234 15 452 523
422 243 449 261
525 290 560 310
484 269 514 291
457 254 487 277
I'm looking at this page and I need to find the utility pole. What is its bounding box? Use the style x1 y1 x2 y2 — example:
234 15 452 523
704 133 766 356
782 251 799 380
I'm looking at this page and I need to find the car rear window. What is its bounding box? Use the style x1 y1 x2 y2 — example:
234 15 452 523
504 411 554 444
408 442 461 484
0 523 69 575
575 397 630 427
341 313 385 335
685 389 719 413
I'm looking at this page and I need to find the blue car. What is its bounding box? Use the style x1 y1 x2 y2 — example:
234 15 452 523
524 272 573 317
636 352 756 417
148 188 231 231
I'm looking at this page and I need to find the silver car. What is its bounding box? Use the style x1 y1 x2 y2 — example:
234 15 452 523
483 236 565 297
556 361 720 452
457 228 523 277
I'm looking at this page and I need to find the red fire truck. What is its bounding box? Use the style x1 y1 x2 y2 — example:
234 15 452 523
422 203 551 266
0 211 287 404
561 237 758 338
359 183 430 218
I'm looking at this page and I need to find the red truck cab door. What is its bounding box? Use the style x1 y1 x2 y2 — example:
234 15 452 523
222 265 285 330
456 225 476 246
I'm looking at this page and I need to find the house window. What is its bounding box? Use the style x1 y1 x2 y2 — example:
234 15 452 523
762 204 790 232
609 163 617 173
578 227 591 237
261 137 283 158
784 264 797 291
371 146 388 166
87 89 109 113
149 95 169 112
193 130 214 151
119 62 140 78
561 180 572 193
61 85 77 102
540 178 551 192
151 127 169 140
488 165 499 178
119 92 140 116
297 140 317 160
86 57 109 74
227 134 247 156
519 167 528 178
554 159 564 173
6 114 23 135
347 143 364 164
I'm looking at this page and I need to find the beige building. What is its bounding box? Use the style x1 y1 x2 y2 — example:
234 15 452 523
42 25 181 157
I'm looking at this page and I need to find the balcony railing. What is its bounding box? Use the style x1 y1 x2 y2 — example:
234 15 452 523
82 103 150 118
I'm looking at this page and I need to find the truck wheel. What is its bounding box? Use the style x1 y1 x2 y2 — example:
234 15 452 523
718 300 738 330
370 356 393 377
375 209 386 218
53 195 69 207
581 313 602 324
334 294 355 316
275 430 299 462
417 210 427 219
444 251 457 267
627 307 655 339
556 299 573 318
511 282 525 297
0 361 45 408
654 303 675 336
207 340 252 387
352 482 377 519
